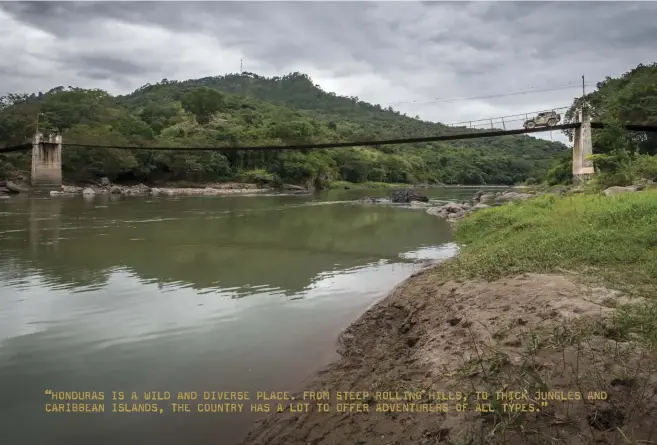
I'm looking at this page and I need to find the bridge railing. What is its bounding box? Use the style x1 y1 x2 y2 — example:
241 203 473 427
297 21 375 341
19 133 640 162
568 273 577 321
445 106 571 131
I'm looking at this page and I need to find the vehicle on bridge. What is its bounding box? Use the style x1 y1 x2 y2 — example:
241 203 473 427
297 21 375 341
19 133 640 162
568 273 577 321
523 110 561 129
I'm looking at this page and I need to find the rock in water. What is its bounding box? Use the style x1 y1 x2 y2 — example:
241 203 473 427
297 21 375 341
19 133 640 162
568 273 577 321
494 191 534 203
390 189 429 203
5 181 27 194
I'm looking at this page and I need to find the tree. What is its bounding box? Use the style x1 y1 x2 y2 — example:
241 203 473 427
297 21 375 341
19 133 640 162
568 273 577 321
180 87 226 124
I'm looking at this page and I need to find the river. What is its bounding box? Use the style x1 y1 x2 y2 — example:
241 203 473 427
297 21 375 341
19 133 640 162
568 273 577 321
0 187 496 445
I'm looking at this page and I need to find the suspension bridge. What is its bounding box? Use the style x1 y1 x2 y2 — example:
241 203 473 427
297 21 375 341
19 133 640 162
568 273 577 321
1 105 656 192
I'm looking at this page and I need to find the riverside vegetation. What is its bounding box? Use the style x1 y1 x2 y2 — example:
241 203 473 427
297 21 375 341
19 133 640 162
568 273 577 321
240 64 657 444
1 72 567 189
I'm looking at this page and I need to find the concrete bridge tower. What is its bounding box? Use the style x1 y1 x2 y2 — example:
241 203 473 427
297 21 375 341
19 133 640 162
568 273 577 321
31 133 62 191
572 106 595 182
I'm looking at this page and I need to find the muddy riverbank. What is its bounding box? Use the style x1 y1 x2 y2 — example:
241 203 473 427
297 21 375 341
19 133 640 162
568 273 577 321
239 188 657 445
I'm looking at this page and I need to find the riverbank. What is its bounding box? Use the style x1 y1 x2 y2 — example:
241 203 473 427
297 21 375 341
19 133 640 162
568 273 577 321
423 182 656 222
240 189 657 445
0 177 531 197
0 181 311 197
57 182 281 197
328 180 532 190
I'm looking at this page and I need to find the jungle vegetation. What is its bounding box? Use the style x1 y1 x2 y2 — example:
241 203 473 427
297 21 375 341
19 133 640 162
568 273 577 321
0 70 587 187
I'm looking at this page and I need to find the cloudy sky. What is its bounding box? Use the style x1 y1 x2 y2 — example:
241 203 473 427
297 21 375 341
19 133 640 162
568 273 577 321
1 1 657 144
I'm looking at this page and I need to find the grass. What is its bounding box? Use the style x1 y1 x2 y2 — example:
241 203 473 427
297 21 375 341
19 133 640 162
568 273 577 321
433 190 657 444
447 190 657 296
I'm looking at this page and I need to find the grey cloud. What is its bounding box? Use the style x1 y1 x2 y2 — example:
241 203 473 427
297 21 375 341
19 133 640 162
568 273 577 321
75 56 152 79
1 1 656 134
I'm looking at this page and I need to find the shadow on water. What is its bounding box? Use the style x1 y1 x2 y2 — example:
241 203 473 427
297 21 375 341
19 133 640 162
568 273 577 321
0 187 493 445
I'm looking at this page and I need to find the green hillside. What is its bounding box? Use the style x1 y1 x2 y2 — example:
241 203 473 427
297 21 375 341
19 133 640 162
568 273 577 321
0 72 568 186
544 62 657 187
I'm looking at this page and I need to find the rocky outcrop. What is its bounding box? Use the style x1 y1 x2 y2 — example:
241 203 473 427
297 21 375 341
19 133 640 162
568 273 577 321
472 190 496 204
390 189 429 203
603 186 640 196
5 181 27 194
426 201 492 221
43 182 302 197
426 189 539 223
494 191 534 203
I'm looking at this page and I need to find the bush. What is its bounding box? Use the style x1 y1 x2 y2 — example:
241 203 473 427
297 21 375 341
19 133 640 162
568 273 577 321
238 168 274 186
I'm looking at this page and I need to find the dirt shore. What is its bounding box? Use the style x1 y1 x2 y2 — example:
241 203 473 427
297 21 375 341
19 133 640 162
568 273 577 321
239 266 657 445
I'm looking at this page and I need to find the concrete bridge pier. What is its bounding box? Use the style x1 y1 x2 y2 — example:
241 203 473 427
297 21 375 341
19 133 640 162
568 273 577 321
31 133 63 191
572 107 595 183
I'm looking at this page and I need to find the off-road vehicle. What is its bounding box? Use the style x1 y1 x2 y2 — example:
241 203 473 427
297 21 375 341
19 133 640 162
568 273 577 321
523 110 561 129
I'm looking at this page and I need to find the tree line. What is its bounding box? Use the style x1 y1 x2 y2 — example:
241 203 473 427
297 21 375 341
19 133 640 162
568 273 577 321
545 62 657 188
2 72 569 186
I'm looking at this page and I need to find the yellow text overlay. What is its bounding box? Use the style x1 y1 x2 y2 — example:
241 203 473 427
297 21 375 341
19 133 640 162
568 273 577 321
42 389 608 415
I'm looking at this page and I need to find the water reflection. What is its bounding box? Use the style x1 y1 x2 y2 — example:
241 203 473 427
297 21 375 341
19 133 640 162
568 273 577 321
0 190 471 445
1 194 454 294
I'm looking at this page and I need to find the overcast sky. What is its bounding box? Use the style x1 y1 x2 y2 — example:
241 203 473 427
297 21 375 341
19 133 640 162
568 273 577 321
1 1 657 145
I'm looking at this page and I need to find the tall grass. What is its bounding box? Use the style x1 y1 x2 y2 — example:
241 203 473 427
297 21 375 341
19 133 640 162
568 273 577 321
448 191 657 294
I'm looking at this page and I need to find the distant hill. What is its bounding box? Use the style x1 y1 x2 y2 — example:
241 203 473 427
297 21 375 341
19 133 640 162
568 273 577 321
0 72 568 185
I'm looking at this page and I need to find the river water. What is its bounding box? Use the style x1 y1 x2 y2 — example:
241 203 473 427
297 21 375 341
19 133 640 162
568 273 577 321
0 187 496 445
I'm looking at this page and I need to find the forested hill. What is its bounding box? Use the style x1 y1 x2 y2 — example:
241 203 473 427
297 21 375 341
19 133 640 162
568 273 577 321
0 72 568 186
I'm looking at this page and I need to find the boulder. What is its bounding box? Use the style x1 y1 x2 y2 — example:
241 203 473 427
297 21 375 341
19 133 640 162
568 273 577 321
478 193 496 204
5 181 27 194
62 185 82 194
99 177 110 186
472 203 490 210
603 186 639 197
442 202 467 214
425 207 443 217
390 189 429 203
82 187 95 196
495 191 534 203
